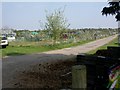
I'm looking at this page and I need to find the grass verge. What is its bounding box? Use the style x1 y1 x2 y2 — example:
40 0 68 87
87 37 118 54
1 39 93 57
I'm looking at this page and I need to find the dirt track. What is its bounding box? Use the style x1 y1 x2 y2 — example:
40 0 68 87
2 35 117 88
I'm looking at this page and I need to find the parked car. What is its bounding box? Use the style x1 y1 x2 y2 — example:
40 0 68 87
0 36 9 48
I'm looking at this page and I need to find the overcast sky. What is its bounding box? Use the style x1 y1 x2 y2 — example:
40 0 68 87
1 2 118 30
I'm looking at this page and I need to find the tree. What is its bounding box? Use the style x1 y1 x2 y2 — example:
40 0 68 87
101 1 120 44
2 26 13 34
45 8 70 45
102 2 120 21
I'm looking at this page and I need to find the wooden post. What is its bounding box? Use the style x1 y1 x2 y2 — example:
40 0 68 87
72 65 87 89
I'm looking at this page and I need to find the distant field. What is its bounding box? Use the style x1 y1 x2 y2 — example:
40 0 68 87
87 37 118 54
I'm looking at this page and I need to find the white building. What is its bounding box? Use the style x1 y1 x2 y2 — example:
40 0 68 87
0 28 16 42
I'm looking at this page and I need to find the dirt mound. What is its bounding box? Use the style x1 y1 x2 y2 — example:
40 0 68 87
13 60 75 89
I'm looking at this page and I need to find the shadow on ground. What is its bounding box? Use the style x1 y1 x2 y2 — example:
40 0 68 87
6 52 25 56
2 53 76 89
2 46 120 89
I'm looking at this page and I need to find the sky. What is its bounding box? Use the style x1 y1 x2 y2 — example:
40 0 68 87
1 0 108 2
1 2 118 30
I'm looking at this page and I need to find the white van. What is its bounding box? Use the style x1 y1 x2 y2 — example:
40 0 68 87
0 36 9 48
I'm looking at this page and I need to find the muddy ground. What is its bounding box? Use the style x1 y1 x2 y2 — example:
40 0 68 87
13 60 76 89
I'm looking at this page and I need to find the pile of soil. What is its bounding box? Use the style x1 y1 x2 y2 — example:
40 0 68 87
14 60 76 89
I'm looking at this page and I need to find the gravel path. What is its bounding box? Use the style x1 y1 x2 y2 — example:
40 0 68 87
2 35 117 88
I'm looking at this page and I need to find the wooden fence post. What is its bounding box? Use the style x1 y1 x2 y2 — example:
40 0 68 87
72 65 87 89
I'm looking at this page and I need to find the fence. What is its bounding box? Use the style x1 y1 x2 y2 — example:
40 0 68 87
72 64 120 89
74 53 120 89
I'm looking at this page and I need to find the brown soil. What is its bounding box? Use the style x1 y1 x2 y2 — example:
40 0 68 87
13 60 76 89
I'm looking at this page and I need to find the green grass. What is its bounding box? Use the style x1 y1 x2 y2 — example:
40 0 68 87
1 36 118 57
87 37 118 54
1 39 93 57
2 46 52 56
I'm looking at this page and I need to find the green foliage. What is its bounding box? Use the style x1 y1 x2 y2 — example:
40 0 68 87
102 2 120 21
45 8 70 44
14 28 117 43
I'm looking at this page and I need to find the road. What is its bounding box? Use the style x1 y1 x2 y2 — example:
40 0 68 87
2 35 117 88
